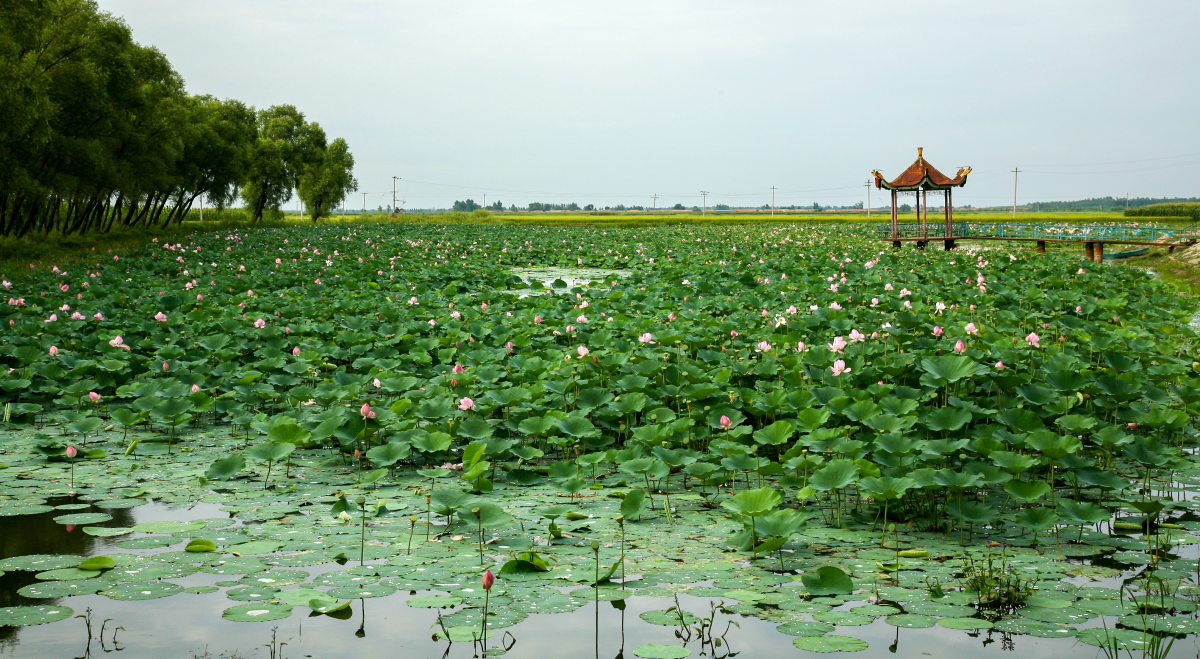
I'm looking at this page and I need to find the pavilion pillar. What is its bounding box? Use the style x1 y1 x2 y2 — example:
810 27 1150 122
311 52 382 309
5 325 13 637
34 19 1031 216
891 190 899 247
944 189 954 250
921 190 927 241
1094 243 1104 262
1036 241 1046 253
1085 242 1095 260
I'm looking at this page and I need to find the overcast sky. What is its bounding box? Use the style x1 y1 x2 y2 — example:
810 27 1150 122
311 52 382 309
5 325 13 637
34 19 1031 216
105 0 1200 210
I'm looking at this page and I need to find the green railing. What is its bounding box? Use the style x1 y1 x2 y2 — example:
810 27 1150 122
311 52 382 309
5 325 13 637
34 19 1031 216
876 222 1198 243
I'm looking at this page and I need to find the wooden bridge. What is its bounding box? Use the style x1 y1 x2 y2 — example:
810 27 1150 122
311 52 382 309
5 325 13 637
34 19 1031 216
876 222 1200 261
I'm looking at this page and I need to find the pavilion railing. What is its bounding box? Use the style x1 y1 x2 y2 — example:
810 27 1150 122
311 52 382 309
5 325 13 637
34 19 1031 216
876 223 1198 243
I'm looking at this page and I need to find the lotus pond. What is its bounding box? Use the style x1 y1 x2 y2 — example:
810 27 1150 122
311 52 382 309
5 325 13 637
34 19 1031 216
2 223 1200 658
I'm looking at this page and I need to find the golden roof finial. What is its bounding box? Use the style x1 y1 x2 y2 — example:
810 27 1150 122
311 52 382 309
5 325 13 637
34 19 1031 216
918 147 923 159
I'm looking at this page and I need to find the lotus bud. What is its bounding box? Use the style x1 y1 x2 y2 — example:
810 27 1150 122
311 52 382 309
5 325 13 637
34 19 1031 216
482 569 495 591
65 445 77 459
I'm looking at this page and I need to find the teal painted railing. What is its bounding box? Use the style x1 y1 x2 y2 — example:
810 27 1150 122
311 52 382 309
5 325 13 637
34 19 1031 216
876 223 1198 243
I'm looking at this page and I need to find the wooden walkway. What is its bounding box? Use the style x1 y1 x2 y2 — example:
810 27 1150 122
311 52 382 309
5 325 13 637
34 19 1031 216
876 222 1199 261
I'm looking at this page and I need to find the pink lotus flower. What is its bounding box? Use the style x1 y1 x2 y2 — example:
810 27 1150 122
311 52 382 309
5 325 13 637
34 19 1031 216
108 336 123 347
482 569 495 591
1128 422 1138 429
932 326 943 337
848 329 865 343
730 330 738 337
953 340 966 354
761 309 768 317
293 346 301 356
450 378 458 387
408 297 418 304
827 336 847 353
93 313 104 321
48 345 58 356
829 302 842 310
668 312 676 321
450 311 461 319
577 346 590 357
934 301 946 314
452 364 465 374
361 403 376 419
65 445 77 459
638 332 654 344
1076 306 1082 313
995 361 1005 370
534 316 542 324
191 384 200 393
796 341 806 352
253 318 266 328
373 378 381 388
88 391 100 402
162 362 169 371
46 314 57 322
830 359 851 377
719 415 733 429
576 315 588 323
154 312 167 322
964 323 979 335
756 341 772 352
884 283 894 291
870 298 879 307
441 462 463 470
480 303 488 311
428 319 436 326
566 325 574 333
899 288 911 298
1025 332 1041 348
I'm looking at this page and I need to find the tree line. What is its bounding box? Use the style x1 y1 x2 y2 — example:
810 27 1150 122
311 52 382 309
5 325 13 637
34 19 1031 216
0 0 356 238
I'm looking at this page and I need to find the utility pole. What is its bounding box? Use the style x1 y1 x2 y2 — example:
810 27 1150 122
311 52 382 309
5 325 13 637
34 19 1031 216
1126 193 1129 211
650 193 658 214
392 177 400 216
864 181 872 218
362 192 367 214
700 191 709 217
770 186 777 217
199 194 203 222
1011 168 1020 220
483 194 486 210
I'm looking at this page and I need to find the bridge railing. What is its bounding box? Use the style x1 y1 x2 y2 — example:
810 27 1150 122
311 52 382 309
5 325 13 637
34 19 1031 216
875 222 1196 243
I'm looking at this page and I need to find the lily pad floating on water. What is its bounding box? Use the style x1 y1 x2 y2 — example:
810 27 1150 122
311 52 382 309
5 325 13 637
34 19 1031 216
0 554 81 572
222 603 293 622
83 526 133 537
101 581 185 600
35 568 100 581
640 610 698 626
53 512 112 525
17 580 105 598
937 617 993 630
633 644 691 659
185 586 220 594
792 635 869 652
776 621 836 637
131 520 205 534
991 617 1077 638
227 540 285 555
226 585 281 601
435 626 494 642
885 614 938 628
406 595 463 608
0 605 74 626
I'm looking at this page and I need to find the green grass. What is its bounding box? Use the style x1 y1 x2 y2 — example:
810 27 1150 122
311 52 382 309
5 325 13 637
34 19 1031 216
1112 246 1200 297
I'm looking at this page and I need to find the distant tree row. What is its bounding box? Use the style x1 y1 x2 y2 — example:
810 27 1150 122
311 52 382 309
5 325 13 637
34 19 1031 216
0 0 356 237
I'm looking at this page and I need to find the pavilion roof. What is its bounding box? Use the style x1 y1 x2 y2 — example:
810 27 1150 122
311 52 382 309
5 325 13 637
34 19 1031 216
874 148 970 191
